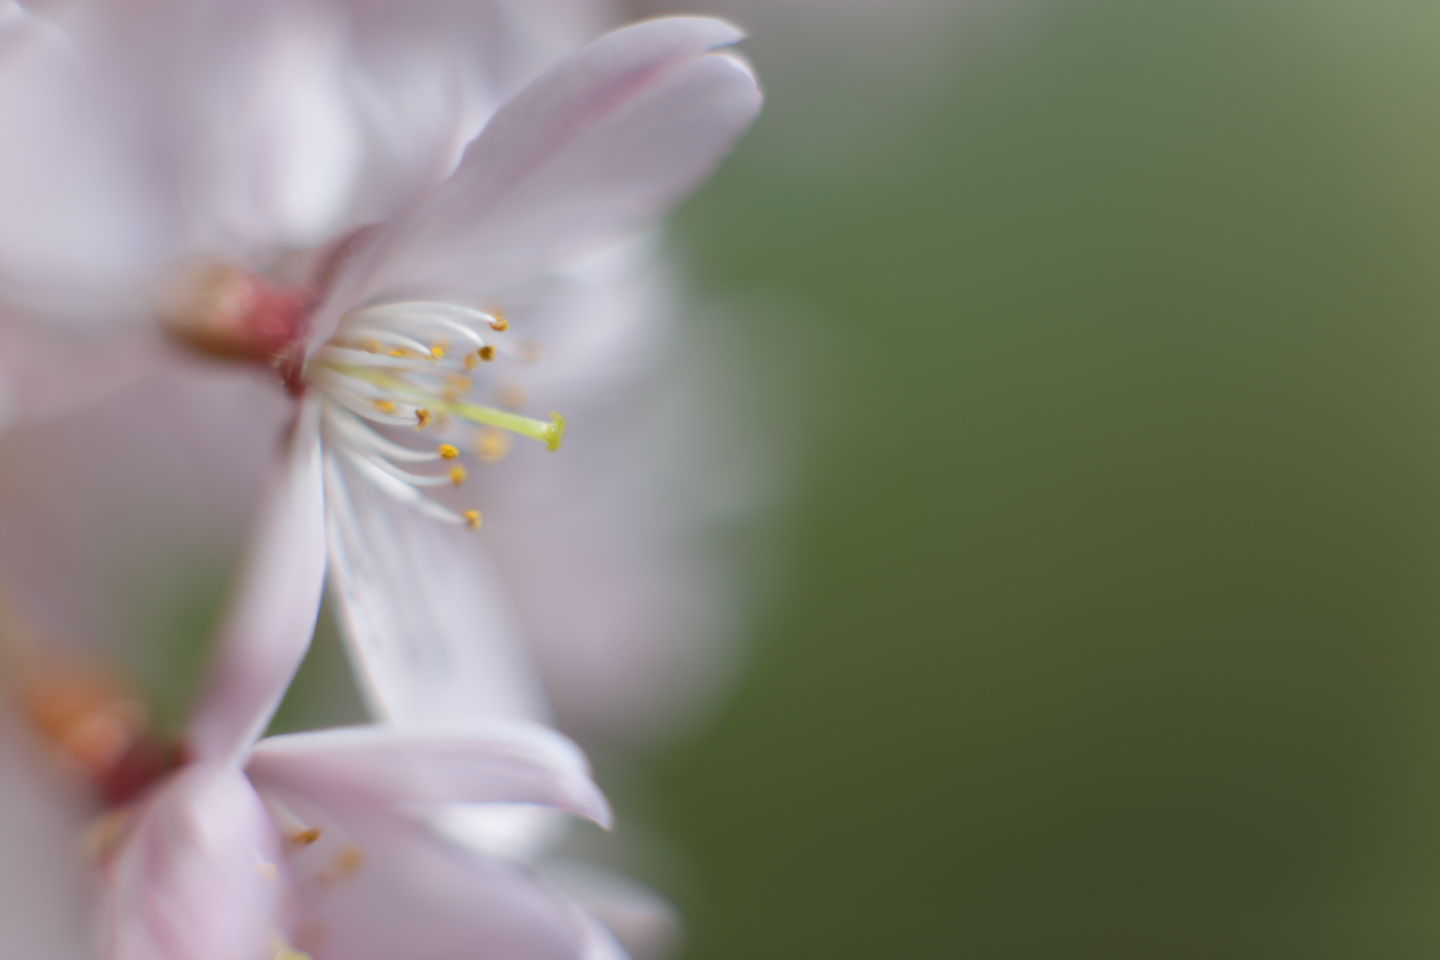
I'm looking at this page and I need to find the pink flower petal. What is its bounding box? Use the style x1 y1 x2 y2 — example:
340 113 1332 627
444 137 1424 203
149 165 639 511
105 764 284 960
187 401 326 764
545 861 681 960
323 455 550 727
317 16 762 337
282 813 593 960
247 721 611 828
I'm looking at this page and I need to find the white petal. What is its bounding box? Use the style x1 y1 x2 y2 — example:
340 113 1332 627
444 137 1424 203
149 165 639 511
0 364 286 664
323 451 550 726
0 13 179 327
545 861 681 960
281 813 591 960
473 241 745 746
316 16 762 336
187 401 326 764
247 721 610 828
105 764 284 960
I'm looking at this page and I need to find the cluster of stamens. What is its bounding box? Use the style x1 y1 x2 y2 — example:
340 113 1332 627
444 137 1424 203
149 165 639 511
308 301 562 530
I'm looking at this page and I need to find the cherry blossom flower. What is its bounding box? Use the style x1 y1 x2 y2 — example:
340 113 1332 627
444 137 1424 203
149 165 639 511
2 415 621 960
0 12 760 951
0 2 760 732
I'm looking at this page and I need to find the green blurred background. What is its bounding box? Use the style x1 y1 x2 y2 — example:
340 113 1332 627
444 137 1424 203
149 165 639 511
648 2 1440 957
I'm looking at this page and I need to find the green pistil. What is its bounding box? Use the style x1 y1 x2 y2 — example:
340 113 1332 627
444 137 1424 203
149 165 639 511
331 364 565 451
449 400 566 451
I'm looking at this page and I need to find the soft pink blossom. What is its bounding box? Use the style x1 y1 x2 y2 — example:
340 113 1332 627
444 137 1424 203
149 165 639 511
42 415 619 960
0 4 761 739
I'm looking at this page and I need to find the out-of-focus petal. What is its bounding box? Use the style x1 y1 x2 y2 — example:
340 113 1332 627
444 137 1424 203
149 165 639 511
247 721 611 827
188 402 326 764
334 0 612 196
474 241 744 747
105 764 283 960
0 14 178 327
581 918 634 960
0 363 286 674
323 454 549 726
0 324 167 434
0 705 96 957
282 813 592 960
318 16 762 334
546 861 680 960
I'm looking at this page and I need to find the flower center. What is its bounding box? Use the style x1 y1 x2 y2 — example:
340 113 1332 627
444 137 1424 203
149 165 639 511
158 261 565 531
308 300 565 530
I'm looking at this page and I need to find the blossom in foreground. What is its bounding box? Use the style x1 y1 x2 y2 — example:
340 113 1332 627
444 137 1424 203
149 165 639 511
0 5 761 734
3 416 621 960
172 16 763 739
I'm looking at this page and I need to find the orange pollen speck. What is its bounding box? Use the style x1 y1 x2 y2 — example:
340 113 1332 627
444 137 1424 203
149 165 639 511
290 828 323 847
414 408 433 428
478 345 496 362
463 509 482 529
449 466 468 486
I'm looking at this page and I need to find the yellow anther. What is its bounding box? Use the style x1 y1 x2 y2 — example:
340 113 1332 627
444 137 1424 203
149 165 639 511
429 344 447 360
476 428 511 463
463 353 478 371
449 466 468 486
478 345 496 362
415 408 432 428
488 310 509 332
372 399 398 414
387 347 415 358
463 509 483 530
438 443 460 460
289 828 322 847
